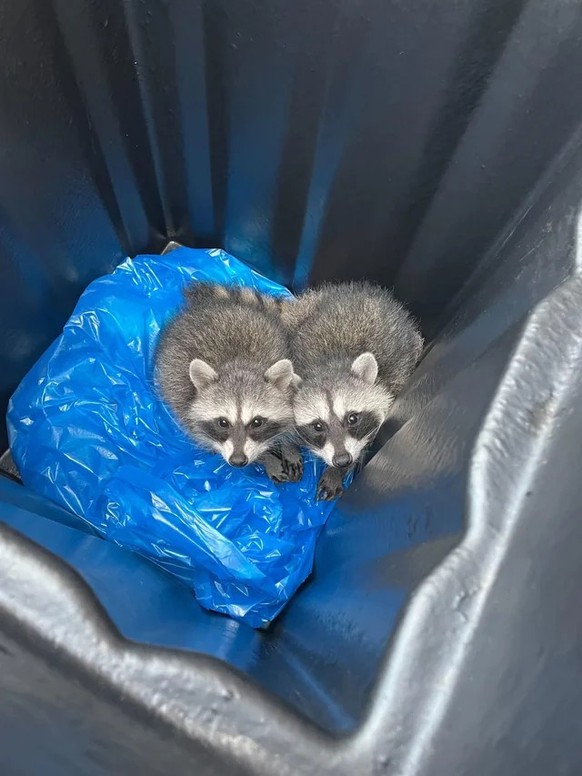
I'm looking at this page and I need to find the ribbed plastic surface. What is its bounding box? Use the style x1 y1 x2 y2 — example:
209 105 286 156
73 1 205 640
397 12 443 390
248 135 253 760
1 1 582 774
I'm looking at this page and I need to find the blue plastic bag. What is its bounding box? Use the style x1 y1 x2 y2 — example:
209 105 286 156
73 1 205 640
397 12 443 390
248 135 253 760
7 247 344 627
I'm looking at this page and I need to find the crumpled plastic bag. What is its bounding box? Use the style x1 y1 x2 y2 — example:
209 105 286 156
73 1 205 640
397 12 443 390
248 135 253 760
8 247 345 627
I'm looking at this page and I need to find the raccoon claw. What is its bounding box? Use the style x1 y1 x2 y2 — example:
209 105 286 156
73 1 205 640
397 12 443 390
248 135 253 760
280 449 303 483
317 483 343 501
263 446 304 484
286 462 303 483
316 468 344 501
263 455 288 484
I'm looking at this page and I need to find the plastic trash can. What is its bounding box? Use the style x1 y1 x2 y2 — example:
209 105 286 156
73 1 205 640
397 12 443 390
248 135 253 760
1 1 582 774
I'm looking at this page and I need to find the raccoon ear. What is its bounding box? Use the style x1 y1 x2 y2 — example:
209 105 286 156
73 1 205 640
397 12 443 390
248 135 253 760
189 359 218 390
265 359 295 391
351 352 378 385
290 372 303 391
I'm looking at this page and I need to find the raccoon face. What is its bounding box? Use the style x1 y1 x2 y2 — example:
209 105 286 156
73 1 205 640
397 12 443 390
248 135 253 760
294 353 392 468
187 358 296 466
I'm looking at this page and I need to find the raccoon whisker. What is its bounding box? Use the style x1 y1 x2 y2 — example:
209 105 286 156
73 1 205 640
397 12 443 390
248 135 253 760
284 281 422 485
155 280 298 477
356 433 384 469
187 432 221 455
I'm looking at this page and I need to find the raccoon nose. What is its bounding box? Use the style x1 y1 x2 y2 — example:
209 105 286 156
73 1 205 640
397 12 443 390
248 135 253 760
229 452 248 468
332 452 353 468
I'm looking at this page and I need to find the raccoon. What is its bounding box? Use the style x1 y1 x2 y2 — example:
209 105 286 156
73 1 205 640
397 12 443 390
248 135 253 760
281 281 423 500
155 283 303 482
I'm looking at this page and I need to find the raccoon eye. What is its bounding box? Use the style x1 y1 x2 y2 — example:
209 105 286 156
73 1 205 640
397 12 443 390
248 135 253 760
347 413 359 426
217 418 230 428
250 417 264 428
312 421 324 433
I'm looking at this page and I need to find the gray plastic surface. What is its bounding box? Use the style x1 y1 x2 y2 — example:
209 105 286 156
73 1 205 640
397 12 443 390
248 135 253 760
1 1 582 774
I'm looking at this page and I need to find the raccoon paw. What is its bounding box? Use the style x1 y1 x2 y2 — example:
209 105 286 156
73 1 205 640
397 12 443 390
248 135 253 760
280 446 303 483
316 467 344 501
262 452 289 484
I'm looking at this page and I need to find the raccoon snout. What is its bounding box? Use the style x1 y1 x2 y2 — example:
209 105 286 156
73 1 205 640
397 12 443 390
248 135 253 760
332 452 353 468
229 452 249 467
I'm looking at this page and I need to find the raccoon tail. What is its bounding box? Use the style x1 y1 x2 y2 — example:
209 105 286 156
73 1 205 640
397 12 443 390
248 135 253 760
182 282 228 306
183 280 289 317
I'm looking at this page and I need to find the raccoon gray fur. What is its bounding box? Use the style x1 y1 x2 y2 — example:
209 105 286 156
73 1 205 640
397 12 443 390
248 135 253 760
155 283 303 482
281 281 423 500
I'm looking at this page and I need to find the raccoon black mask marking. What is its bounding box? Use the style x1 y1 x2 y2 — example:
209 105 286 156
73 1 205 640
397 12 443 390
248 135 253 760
155 283 299 467
187 356 295 466
294 352 389 468
281 282 423 498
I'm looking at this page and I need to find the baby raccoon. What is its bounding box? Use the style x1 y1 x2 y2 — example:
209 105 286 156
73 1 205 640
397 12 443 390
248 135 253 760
281 281 423 500
155 283 303 483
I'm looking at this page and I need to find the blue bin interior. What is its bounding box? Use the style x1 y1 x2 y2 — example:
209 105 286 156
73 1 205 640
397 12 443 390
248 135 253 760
1 0 582 739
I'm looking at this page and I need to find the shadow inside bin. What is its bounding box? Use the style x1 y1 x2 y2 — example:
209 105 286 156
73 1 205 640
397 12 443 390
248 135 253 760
0 433 460 737
0 277 523 734
0 328 492 733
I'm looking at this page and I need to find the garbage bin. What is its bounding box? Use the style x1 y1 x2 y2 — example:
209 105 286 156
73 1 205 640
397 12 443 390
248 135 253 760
1 1 582 774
